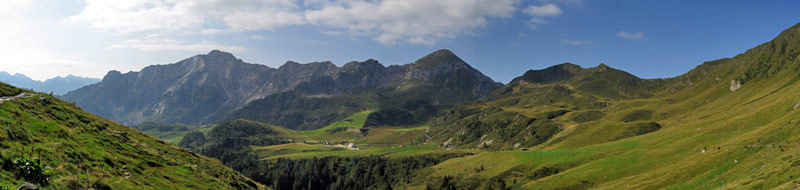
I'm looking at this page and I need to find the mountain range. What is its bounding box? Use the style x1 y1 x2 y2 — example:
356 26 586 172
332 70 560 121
5 21 800 190
62 49 501 127
0 72 100 95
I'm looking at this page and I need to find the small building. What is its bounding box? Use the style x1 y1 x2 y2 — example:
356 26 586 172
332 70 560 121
347 143 361 150
520 148 530 151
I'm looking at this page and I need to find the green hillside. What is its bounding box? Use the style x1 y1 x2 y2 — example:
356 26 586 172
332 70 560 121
415 22 800 189
133 123 215 144
0 83 264 189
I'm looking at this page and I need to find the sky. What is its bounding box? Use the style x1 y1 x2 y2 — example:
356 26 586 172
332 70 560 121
1 0 799 83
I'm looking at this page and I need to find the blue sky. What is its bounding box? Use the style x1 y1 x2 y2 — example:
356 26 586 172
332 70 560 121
1 0 799 83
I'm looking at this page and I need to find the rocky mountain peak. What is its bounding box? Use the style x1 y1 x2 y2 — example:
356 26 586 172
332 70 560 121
342 59 385 71
413 49 465 68
308 61 337 68
102 70 123 82
596 63 609 72
511 63 582 84
196 50 239 64
206 49 235 59
278 61 335 70
280 61 301 68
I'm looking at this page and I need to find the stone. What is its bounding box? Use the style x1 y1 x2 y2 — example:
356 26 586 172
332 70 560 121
17 182 38 190
730 80 742 91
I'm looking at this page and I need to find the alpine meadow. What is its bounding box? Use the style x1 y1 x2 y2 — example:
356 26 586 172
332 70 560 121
2 1 800 190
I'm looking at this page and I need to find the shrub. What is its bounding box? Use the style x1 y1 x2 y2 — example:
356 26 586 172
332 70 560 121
12 157 50 186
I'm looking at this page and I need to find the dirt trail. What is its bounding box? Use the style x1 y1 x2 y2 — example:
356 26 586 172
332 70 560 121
0 92 30 103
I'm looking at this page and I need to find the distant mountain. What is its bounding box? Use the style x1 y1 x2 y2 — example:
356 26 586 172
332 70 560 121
63 49 501 126
223 49 503 130
0 72 99 95
426 63 666 150
509 63 664 99
0 82 263 189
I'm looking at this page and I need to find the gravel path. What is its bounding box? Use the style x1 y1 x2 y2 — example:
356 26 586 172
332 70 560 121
0 92 29 103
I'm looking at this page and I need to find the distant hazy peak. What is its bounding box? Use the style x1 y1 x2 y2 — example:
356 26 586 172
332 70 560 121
0 71 100 95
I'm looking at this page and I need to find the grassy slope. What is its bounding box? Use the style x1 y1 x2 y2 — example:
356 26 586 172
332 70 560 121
297 110 373 137
0 83 22 96
257 143 474 160
247 111 435 160
0 84 264 189
134 123 215 144
419 23 800 189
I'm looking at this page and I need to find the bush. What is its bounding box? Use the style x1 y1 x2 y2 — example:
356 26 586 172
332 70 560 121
12 157 50 186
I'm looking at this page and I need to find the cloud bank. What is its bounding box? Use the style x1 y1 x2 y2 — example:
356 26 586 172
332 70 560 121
72 0 522 45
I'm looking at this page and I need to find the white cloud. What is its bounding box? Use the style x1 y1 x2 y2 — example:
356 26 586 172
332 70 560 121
108 35 246 52
0 0 109 80
536 0 585 8
523 4 562 17
617 31 647 40
522 3 562 30
71 0 521 45
71 0 304 34
560 39 591 46
305 0 519 45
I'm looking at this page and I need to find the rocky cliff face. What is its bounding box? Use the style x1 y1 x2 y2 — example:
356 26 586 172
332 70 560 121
293 49 501 98
63 49 501 126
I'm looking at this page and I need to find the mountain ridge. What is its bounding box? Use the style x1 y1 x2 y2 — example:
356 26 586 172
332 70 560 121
63 49 501 126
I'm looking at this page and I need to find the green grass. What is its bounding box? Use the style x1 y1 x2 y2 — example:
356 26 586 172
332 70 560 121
389 125 430 132
355 127 428 145
0 83 23 96
258 144 473 160
401 23 800 189
298 110 373 136
135 123 216 144
0 83 265 189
